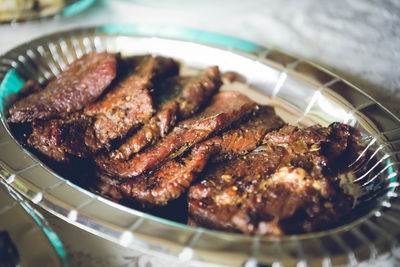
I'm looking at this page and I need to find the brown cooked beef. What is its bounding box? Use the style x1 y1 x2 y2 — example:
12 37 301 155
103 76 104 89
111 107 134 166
95 91 259 178
8 52 117 123
110 65 222 160
7 52 364 237
27 114 89 162
188 123 359 236
84 55 179 147
94 105 284 206
264 122 363 171
27 55 179 162
83 75 154 149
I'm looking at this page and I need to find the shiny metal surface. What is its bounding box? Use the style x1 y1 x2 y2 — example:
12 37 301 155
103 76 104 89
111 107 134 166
0 25 399 267
0 177 67 266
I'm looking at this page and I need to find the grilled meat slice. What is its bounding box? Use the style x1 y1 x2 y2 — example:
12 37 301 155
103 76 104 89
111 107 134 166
8 52 117 123
95 106 284 206
264 122 363 171
27 118 73 163
27 113 95 163
84 75 154 149
95 91 259 178
209 106 284 163
113 144 220 206
111 66 222 160
188 123 358 236
84 55 179 149
27 55 179 162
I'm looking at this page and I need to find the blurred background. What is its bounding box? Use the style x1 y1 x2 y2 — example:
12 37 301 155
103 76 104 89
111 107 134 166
0 0 399 266
1 0 399 116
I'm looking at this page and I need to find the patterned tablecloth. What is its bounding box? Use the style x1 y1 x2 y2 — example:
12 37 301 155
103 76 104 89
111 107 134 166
1 0 399 266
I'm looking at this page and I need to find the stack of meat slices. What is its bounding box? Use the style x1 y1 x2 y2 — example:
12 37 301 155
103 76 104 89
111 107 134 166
188 123 362 235
8 52 363 236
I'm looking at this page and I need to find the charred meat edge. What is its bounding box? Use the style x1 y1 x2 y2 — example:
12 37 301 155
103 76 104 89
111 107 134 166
95 105 284 206
188 123 360 236
109 65 222 160
26 55 179 162
95 91 259 178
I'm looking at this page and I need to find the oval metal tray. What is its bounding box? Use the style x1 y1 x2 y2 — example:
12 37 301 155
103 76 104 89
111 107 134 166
0 24 399 267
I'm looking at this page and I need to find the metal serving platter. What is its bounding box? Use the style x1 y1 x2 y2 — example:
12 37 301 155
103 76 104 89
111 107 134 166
0 25 399 267
0 177 67 266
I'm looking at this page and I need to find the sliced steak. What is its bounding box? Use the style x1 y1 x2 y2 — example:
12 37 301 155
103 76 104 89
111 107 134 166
27 113 94 162
209 106 284 163
85 75 154 148
95 106 284 206
95 91 259 178
110 66 222 160
8 52 117 123
27 55 179 162
84 55 179 148
27 118 73 163
188 123 357 236
264 122 363 171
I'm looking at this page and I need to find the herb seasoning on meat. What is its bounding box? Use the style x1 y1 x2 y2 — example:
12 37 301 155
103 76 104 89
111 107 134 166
7 52 365 236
